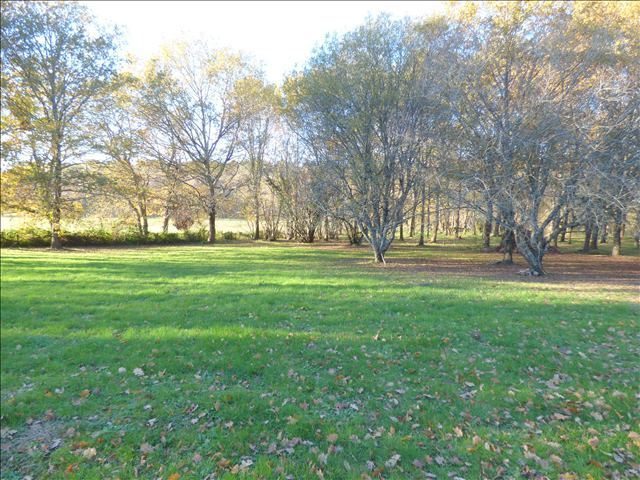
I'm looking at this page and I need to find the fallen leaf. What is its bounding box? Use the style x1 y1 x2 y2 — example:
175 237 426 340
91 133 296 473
140 443 154 454
385 453 401 468
82 447 96 459
550 454 563 466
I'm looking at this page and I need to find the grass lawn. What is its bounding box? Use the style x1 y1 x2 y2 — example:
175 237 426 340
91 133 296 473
1 238 639 479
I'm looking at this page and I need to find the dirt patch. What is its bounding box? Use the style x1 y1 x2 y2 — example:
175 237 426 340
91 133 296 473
1 418 65 476
356 248 640 293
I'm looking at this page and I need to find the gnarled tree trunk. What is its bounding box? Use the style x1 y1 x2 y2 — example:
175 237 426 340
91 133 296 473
515 227 546 276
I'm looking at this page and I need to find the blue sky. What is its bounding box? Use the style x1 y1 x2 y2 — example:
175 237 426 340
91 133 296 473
83 1 446 82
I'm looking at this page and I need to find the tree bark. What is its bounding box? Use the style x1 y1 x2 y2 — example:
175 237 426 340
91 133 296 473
559 209 569 242
612 221 622 256
370 235 391 263
501 229 515 264
431 193 439 243
600 224 607 244
50 212 62 249
482 201 492 250
515 228 545 276
551 216 561 248
582 222 592 253
399 223 404 241
454 186 462 239
417 184 426 247
409 187 418 237
590 224 599 250
254 199 260 240
162 212 170 234
207 205 216 244
50 137 63 250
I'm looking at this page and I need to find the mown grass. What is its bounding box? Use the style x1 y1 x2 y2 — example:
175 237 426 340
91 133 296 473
1 239 638 479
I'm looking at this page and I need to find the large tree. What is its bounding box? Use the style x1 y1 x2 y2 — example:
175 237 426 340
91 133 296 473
450 2 624 275
92 75 155 237
141 43 254 243
1 1 118 248
287 15 446 262
236 78 278 240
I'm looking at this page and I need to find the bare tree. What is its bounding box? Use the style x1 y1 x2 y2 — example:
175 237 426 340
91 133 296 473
287 16 449 262
141 43 252 243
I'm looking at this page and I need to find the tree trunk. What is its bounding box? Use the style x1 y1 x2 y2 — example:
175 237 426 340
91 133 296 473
50 139 63 250
418 184 426 247
454 186 462 239
399 223 404 241
590 225 599 250
371 236 390 263
431 193 439 243
134 210 143 236
515 228 545 276
482 201 492 251
501 229 515 265
254 198 260 240
51 213 62 249
409 188 418 237
162 211 170 234
600 224 607 244
492 221 500 237
582 222 592 253
559 209 569 242
207 206 216 244
612 221 622 256
551 216 561 248
139 204 149 237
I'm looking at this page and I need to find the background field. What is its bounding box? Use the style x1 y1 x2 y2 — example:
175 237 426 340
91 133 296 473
0 215 251 235
1 239 639 479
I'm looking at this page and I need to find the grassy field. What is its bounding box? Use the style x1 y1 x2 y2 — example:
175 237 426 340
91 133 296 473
1 238 639 479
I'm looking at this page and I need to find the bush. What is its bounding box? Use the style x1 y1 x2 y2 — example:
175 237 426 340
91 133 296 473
0 226 51 247
0 227 208 248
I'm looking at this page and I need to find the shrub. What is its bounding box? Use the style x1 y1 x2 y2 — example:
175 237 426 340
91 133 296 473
0 227 208 248
0 226 51 247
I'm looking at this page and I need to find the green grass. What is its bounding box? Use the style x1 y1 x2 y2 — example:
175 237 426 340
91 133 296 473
1 239 638 479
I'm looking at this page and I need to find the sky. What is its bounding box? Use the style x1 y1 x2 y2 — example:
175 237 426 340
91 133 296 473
82 1 447 82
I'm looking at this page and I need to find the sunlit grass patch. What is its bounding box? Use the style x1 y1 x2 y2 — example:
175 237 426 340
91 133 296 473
1 242 638 479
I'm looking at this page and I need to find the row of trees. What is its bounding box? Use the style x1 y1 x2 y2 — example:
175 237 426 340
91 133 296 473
1 1 638 274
